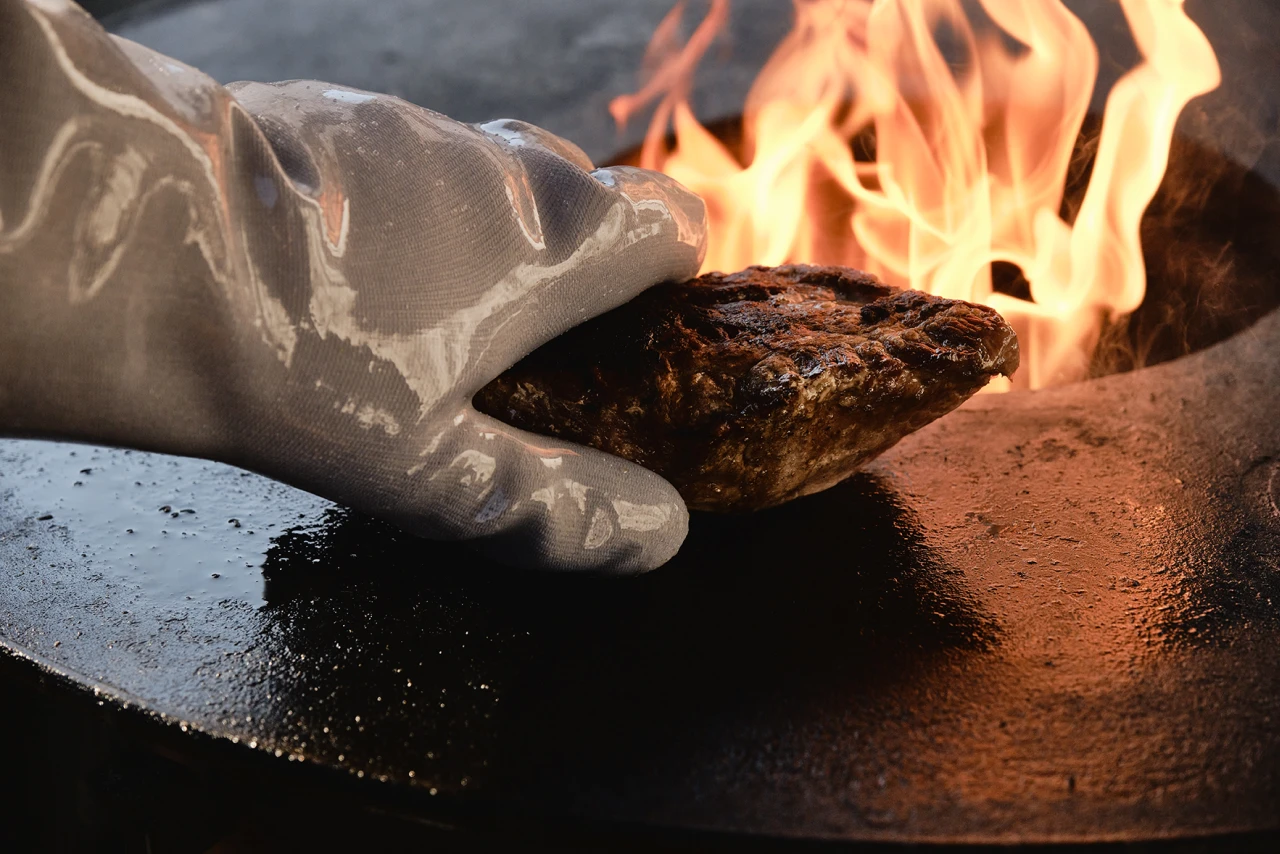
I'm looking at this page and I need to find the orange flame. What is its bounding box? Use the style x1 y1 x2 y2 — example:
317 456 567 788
612 0 1221 389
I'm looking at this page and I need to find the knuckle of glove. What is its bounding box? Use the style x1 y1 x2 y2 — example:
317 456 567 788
477 119 594 171
512 145 619 265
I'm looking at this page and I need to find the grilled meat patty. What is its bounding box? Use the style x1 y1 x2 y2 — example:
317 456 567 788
475 264 1019 511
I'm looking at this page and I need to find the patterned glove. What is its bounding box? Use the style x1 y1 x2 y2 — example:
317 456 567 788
0 0 707 572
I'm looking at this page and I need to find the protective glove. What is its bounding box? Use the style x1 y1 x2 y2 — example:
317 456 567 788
0 0 707 572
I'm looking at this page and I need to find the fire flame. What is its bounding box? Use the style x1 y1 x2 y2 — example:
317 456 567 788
611 0 1221 389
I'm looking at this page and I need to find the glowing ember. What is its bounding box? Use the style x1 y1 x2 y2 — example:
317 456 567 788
611 0 1221 389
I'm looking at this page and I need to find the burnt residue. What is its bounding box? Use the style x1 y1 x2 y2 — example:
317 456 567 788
476 265 1017 512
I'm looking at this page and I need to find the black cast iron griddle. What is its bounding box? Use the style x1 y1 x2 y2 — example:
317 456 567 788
3 0 1280 845
2 298 1279 844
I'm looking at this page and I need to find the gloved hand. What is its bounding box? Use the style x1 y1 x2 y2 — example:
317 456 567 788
0 0 706 572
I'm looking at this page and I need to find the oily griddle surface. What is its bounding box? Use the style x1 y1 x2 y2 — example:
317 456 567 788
476 265 1019 511
3 306 1280 845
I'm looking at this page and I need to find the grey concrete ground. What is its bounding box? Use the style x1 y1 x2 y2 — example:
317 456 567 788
106 0 1280 181
110 0 793 163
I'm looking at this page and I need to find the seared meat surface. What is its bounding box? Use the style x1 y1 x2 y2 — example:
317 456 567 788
475 265 1019 511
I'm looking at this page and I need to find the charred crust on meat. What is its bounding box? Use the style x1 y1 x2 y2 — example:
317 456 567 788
475 264 1020 511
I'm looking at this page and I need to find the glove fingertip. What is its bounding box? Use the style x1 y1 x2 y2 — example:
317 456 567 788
419 410 690 574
